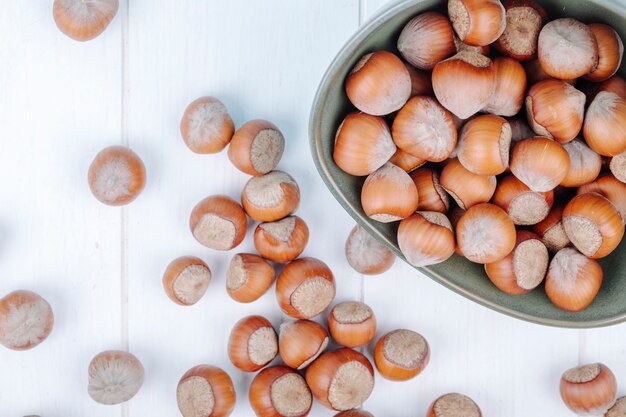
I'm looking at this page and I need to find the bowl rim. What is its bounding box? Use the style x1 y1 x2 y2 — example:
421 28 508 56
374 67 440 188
309 0 626 329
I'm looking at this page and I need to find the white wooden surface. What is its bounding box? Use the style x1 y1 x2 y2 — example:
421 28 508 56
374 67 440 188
0 1 624 416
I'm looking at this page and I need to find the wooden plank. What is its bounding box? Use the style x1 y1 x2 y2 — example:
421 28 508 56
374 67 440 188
0 3 123 417
125 1 360 416
360 0 579 416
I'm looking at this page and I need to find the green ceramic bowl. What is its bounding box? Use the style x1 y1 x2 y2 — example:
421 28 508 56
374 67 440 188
310 0 626 328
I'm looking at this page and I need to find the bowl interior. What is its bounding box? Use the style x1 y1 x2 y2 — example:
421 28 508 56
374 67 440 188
310 0 626 328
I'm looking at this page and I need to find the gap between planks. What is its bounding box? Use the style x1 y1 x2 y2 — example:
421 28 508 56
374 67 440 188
121 0 130 416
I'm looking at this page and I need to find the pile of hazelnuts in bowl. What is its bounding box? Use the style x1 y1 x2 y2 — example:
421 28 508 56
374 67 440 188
334 0 626 313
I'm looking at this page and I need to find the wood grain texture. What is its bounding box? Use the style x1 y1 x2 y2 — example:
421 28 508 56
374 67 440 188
0 2 124 417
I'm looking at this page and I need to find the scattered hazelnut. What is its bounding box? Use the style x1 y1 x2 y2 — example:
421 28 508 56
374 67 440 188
88 145 146 206
328 301 376 348
180 97 235 154
427 393 482 417
228 120 285 175
88 350 144 405
345 224 395 275
0 290 54 351
189 195 247 250
374 329 430 381
249 366 313 417
275 257 336 319
254 216 309 263
279 319 329 370
226 253 275 303
53 0 119 41
305 348 375 411
177 365 236 417
162 256 211 306
228 315 278 372
241 171 300 222
560 363 617 414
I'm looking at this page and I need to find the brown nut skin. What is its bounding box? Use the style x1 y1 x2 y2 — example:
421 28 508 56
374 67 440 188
0 290 54 351
361 162 419 222
538 18 599 80
491 174 554 226
162 256 211 306
275 257 336 319
228 316 277 373
432 51 497 120
584 92 626 157
482 57 527 117
180 96 235 154
392 96 457 163
456 114 512 175
397 12 456 70
228 120 285 176
345 224 395 275
305 348 375 411
526 80 586 144
578 174 626 223
88 146 146 206
53 0 119 41
509 137 570 192
374 329 430 381
440 158 497 209
484 230 548 295
427 393 482 417
531 201 570 253
226 254 275 303
279 319 329 370
249 366 313 417
389 148 426 173
189 195 247 251
410 168 449 213
334 112 396 177
560 363 617 415
334 411 374 417
523 59 577 86
584 24 624 82
562 193 624 259
599 76 626 100
345 51 412 116
545 248 603 312
405 63 434 98
88 350 144 405
493 0 548 61
328 302 376 348
456 203 517 264
448 0 506 47
254 216 309 263
177 365 236 417
561 139 603 188
398 212 456 267
241 171 300 222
